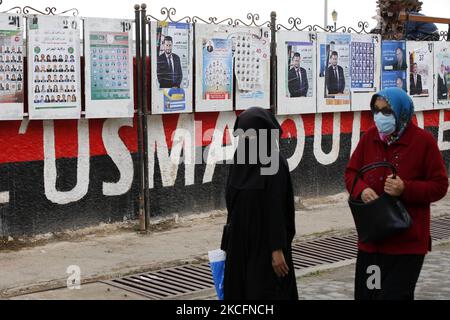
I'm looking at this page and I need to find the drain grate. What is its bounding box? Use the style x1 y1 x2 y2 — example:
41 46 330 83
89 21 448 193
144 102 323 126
103 216 450 299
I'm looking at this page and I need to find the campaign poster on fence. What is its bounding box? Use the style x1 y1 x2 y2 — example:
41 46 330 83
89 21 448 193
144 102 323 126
350 34 381 112
151 21 193 114
0 13 23 120
276 31 316 115
317 33 351 112
27 15 81 119
434 42 450 108
195 24 233 112
84 18 134 118
407 41 433 111
381 40 407 92
233 26 270 111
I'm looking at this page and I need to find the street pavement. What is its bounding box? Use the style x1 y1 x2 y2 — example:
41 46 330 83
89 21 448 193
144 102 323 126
298 242 450 300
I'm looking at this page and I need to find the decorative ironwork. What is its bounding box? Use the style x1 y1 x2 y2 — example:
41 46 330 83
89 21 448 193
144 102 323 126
191 15 234 25
146 7 191 23
346 21 371 34
277 17 313 32
22 6 79 16
0 0 21 13
312 23 347 33
233 13 271 28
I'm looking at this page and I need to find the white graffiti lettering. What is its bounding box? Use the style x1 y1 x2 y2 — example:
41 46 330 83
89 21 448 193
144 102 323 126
44 119 90 205
102 118 134 196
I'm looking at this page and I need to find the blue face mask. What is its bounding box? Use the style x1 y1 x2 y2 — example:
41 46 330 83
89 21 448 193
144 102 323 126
374 112 396 135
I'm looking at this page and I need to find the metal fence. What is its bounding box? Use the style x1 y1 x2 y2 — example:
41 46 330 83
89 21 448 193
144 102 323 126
2 1 450 229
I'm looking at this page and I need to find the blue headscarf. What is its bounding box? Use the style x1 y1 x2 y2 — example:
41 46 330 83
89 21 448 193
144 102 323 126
370 87 415 145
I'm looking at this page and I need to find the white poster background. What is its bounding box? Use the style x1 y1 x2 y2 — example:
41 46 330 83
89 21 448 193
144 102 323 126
0 13 24 120
277 31 316 115
195 23 233 112
84 18 134 119
351 34 381 112
151 21 193 114
232 26 270 111
27 15 81 119
407 41 434 111
434 41 450 109
317 33 351 113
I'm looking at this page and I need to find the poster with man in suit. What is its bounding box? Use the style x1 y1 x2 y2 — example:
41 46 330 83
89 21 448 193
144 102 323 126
157 35 183 89
317 34 350 111
286 43 312 98
288 53 308 97
325 51 345 95
409 63 423 95
153 22 192 113
435 43 450 106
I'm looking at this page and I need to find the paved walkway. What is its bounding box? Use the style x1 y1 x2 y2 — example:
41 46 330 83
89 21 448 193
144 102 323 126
298 242 450 300
2 192 450 300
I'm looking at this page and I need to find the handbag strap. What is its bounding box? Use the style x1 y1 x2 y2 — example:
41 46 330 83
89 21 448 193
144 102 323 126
350 162 397 197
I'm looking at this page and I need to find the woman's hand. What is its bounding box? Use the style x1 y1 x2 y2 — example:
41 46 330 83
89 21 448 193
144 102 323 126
272 250 289 277
361 188 379 203
384 174 405 197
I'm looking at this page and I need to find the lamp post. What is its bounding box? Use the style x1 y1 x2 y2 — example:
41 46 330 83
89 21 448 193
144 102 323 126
331 9 338 31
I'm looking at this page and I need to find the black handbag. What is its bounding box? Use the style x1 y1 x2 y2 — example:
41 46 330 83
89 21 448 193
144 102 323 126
348 162 412 243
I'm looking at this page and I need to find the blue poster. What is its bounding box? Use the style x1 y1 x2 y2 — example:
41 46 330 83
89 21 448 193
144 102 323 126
382 41 407 92
202 38 233 100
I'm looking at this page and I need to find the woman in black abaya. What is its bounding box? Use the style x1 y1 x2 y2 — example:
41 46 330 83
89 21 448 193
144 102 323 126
221 107 298 300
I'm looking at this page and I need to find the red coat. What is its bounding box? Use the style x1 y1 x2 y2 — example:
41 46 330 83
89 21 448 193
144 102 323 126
345 123 449 255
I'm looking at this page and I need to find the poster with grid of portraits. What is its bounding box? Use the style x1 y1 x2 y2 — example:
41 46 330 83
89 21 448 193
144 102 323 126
195 23 233 112
84 18 134 118
350 34 381 112
0 13 24 120
27 15 81 119
233 26 270 111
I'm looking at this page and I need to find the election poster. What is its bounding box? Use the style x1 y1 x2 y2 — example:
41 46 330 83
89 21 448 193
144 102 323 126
317 33 351 113
277 31 316 115
0 13 24 120
406 41 433 111
27 15 81 119
195 23 233 112
84 18 134 118
351 34 381 112
232 26 270 111
151 21 193 114
434 41 450 108
381 40 407 93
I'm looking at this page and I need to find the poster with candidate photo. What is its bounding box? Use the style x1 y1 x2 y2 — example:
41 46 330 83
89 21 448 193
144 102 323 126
407 41 433 111
350 34 381 112
84 18 134 119
317 33 351 113
195 23 233 112
276 31 316 115
27 15 81 119
381 40 407 93
0 13 24 120
434 42 450 109
151 21 193 114
232 26 270 111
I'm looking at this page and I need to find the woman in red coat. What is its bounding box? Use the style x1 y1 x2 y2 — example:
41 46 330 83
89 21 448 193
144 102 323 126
345 87 448 300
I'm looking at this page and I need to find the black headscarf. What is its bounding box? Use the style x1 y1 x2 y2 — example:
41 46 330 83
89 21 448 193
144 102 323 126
229 107 283 190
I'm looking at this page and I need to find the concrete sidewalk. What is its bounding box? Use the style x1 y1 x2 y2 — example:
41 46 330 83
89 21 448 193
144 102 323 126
2 192 450 299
